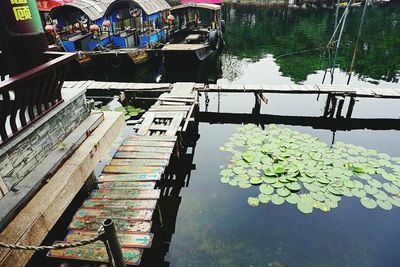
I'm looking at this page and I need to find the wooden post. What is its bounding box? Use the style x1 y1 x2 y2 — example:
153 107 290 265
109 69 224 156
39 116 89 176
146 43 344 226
102 219 126 267
323 93 332 117
329 96 338 118
253 92 261 114
346 97 357 119
335 96 345 118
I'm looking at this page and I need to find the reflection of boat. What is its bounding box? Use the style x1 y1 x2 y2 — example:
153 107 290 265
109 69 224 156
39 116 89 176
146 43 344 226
47 0 170 66
161 3 225 65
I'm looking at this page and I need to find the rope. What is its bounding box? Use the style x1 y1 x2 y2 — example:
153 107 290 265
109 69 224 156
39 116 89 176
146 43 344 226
0 231 105 251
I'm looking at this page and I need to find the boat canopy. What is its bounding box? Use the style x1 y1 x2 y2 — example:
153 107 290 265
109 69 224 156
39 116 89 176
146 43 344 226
104 0 171 16
180 0 223 5
49 0 113 22
171 3 221 11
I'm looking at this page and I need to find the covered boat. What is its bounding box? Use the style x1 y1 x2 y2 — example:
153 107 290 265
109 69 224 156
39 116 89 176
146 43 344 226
48 0 170 66
161 3 225 65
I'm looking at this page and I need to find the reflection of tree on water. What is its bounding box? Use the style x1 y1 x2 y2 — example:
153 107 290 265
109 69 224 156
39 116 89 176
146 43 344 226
220 53 248 81
222 4 400 84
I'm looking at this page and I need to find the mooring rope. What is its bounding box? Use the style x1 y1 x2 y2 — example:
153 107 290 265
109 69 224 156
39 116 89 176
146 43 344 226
0 231 105 251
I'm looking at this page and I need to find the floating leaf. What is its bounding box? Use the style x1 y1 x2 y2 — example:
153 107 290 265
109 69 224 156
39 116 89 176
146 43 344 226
382 183 400 194
360 197 377 209
242 151 254 163
277 187 291 197
377 199 392 210
263 167 276 177
271 194 285 205
259 184 274 195
274 164 287 175
247 197 259 207
238 181 251 188
250 177 263 185
285 193 300 204
297 195 314 214
285 182 301 192
258 194 270 203
233 167 246 175
367 179 383 188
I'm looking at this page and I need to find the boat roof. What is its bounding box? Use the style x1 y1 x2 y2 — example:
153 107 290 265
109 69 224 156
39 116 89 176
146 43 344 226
50 0 113 21
105 0 170 16
180 0 223 4
171 3 221 11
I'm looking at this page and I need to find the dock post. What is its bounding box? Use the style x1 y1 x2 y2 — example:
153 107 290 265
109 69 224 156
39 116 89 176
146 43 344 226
102 218 126 267
329 96 338 118
323 93 332 117
335 96 345 118
253 92 261 115
346 97 356 119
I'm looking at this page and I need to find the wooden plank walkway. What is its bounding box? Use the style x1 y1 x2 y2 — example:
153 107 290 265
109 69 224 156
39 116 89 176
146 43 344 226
64 81 400 99
47 83 197 265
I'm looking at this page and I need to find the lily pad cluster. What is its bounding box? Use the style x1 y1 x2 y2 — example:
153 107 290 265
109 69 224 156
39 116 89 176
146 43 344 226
96 105 145 120
219 124 400 213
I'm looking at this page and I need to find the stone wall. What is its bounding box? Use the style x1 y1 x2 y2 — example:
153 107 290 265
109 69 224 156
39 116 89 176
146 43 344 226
0 90 90 195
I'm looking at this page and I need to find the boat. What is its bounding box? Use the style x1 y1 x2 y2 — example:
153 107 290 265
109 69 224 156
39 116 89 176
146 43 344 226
47 0 170 67
161 3 225 66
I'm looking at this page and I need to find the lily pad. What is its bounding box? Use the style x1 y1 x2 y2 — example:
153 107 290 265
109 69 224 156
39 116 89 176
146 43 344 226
360 197 377 209
233 167 246 175
277 187 291 197
263 167 276 177
297 195 314 214
382 183 400 195
377 199 392 210
238 181 252 188
258 194 271 203
274 164 287 175
250 177 263 185
285 193 300 204
247 197 259 207
271 194 285 205
367 179 383 188
242 151 254 163
259 184 274 195
285 182 301 192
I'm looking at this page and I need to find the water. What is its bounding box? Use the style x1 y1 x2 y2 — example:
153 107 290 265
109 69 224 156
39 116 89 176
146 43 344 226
71 3 400 267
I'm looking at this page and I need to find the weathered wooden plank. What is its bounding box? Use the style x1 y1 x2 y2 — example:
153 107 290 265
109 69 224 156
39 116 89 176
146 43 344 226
148 111 186 118
166 113 184 136
66 230 154 248
75 208 154 220
170 82 195 95
137 112 155 135
159 97 195 103
118 145 173 153
98 181 156 190
114 151 172 160
149 106 191 111
122 140 175 147
98 173 161 182
90 189 160 200
68 218 152 232
125 135 177 142
82 199 157 210
110 158 169 167
47 242 143 265
148 125 171 131
103 165 164 174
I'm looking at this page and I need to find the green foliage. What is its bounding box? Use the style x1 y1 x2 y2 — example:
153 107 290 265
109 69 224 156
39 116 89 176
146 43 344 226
95 105 145 120
219 124 400 213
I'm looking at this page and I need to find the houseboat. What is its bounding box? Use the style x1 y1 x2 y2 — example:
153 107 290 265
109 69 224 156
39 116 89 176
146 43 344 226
161 3 225 66
47 0 170 66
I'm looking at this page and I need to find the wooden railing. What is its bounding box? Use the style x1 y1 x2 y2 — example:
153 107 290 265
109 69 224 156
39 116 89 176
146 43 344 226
0 53 76 146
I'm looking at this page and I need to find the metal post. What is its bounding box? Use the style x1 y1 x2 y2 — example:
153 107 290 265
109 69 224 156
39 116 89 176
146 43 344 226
102 219 126 267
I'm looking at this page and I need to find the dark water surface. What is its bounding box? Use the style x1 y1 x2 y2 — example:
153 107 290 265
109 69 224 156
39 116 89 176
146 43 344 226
73 4 400 267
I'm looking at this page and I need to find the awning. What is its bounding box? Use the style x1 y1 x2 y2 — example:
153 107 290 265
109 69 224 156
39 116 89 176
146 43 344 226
49 0 113 21
105 0 171 16
171 3 221 11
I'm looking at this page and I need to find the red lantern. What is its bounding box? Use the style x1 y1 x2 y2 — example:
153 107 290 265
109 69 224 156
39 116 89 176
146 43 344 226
74 22 81 29
102 20 111 27
167 15 175 22
45 25 55 33
90 24 99 33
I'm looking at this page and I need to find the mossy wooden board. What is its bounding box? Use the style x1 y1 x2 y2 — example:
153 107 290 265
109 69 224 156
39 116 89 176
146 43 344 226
81 199 157 210
90 189 161 200
110 159 170 167
118 146 174 153
47 242 143 265
114 151 172 160
98 173 161 182
68 218 152 233
75 208 154 220
97 181 156 190
102 166 164 174
122 140 176 147
66 230 153 248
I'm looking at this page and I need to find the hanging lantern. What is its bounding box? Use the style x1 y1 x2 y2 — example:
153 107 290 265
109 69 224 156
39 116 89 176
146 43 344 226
74 22 81 29
102 20 111 27
89 24 99 33
45 24 55 33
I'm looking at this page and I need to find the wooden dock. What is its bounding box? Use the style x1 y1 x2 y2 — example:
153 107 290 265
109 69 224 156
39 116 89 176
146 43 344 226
64 81 400 119
47 83 197 265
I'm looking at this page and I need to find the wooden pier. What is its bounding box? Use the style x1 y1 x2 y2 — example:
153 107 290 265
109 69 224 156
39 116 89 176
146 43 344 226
47 83 197 265
64 81 400 119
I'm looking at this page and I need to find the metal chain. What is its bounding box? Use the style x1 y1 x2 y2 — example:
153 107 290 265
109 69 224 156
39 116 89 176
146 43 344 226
0 231 105 251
